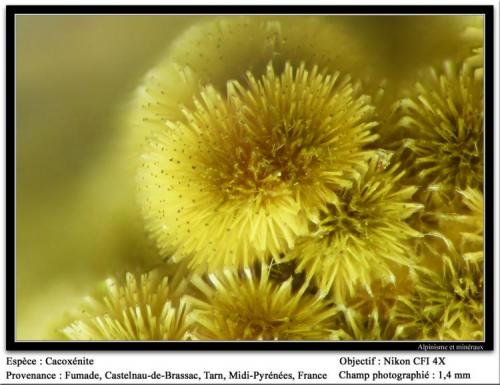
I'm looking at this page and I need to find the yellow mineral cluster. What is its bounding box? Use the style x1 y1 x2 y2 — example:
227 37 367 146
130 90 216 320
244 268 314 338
61 15 484 342
63 265 193 341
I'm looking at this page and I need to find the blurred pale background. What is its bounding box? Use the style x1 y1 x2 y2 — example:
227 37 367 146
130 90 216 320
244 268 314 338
15 15 481 340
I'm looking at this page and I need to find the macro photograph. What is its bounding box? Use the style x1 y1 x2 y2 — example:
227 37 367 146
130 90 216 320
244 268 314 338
9 7 490 347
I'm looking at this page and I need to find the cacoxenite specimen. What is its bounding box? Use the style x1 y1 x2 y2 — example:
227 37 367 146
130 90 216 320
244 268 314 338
390 61 483 207
139 62 378 271
187 264 339 340
286 158 423 303
134 16 380 272
62 16 485 341
62 265 193 341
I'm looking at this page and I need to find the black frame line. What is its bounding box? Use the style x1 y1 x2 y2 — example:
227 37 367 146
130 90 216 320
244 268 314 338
5 4 494 351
